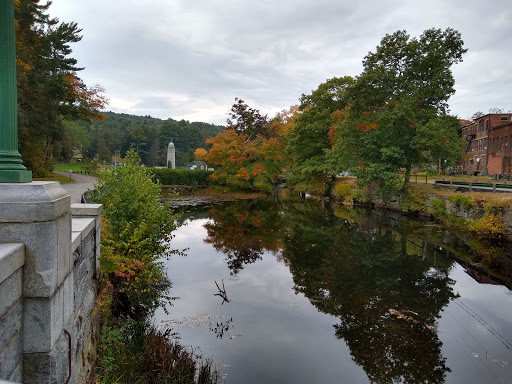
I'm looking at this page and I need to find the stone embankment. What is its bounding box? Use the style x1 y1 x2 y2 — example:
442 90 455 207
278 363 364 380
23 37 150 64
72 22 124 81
367 192 512 240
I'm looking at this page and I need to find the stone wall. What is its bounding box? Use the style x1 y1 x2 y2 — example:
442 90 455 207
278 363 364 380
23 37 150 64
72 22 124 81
0 245 24 382
356 189 512 240
0 182 101 384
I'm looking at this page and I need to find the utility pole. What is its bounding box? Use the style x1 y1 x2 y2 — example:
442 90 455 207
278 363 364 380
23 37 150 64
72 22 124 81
0 0 32 182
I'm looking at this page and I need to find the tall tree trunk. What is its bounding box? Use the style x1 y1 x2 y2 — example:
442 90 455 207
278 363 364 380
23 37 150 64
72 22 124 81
438 157 442 176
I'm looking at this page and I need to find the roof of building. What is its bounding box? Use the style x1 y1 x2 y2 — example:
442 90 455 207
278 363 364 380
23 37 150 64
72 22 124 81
187 160 208 168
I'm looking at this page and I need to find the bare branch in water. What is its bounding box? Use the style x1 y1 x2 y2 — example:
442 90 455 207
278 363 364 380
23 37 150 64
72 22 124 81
214 279 230 304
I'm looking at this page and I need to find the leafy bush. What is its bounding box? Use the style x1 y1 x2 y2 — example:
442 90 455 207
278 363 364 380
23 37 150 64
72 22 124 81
483 200 508 215
429 198 447 218
469 214 508 240
445 215 467 231
151 168 211 186
93 150 181 315
292 174 329 195
402 185 428 212
334 184 353 201
447 195 474 210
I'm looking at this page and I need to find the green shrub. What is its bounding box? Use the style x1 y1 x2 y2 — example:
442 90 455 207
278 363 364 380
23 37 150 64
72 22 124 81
151 168 211 186
402 186 428 213
469 214 507 240
93 150 181 316
429 198 447 218
445 215 468 231
447 195 474 210
253 175 273 192
351 186 365 203
483 200 508 215
294 178 327 196
334 184 353 201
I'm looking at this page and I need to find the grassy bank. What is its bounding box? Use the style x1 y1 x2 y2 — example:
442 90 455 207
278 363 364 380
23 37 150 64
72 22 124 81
33 172 75 184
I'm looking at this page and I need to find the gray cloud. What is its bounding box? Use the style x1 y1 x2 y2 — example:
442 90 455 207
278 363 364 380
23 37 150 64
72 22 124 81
51 0 512 124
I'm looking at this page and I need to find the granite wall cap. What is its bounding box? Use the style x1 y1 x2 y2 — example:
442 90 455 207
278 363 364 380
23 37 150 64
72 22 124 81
0 182 70 222
0 244 24 284
70 203 102 217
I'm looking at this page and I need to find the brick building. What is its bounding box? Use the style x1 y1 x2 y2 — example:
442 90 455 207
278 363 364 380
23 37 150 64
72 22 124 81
460 113 512 176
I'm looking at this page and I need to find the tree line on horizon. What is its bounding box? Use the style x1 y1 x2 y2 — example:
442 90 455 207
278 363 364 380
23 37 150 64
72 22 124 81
79 112 225 168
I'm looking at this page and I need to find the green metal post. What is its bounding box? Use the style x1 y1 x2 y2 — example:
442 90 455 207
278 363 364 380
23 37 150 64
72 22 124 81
0 0 31 182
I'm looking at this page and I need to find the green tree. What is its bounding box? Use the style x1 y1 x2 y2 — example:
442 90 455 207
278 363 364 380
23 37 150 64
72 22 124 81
97 136 111 163
128 124 147 154
227 98 269 139
63 120 90 154
415 116 466 175
333 29 467 192
286 77 353 194
15 0 107 175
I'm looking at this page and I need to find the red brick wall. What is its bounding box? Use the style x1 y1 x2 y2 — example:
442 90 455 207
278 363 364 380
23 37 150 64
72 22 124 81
487 156 503 174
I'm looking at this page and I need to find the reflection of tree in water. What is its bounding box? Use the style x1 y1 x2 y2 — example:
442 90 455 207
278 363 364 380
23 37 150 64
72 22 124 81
283 200 458 384
203 200 284 275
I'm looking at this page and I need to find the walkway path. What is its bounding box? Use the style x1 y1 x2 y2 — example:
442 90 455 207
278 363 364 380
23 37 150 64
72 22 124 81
54 171 97 203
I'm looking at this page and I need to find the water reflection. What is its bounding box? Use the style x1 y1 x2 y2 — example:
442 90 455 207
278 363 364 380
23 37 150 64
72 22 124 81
203 200 284 275
283 201 457 383
169 196 512 383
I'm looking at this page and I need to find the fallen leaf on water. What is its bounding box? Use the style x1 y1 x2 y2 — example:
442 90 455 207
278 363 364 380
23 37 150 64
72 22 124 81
492 359 508 368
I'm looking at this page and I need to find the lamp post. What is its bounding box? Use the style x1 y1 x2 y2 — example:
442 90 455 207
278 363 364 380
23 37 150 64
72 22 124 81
0 0 32 182
475 157 480 180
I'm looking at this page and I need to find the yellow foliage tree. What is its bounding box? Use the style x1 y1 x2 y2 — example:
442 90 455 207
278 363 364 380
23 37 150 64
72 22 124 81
194 148 207 161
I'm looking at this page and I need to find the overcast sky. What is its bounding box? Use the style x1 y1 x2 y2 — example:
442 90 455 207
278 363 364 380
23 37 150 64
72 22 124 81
49 0 512 125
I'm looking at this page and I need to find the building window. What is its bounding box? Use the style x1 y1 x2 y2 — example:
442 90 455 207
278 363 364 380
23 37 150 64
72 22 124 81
486 120 489 130
501 137 504 151
506 136 509 151
484 138 488 149
479 120 484 132
501 116 508 121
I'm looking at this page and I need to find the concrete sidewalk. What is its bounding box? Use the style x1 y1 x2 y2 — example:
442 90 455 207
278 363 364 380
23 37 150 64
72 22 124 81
54 171 97 203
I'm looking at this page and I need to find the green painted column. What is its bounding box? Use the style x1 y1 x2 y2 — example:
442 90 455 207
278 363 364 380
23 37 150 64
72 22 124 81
0 0 31 182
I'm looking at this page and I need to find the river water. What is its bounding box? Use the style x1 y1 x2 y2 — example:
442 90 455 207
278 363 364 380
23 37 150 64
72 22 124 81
156 194 512 384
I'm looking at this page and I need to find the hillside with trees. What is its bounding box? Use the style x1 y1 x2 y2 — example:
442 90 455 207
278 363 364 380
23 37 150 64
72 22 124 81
83 112 225 167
